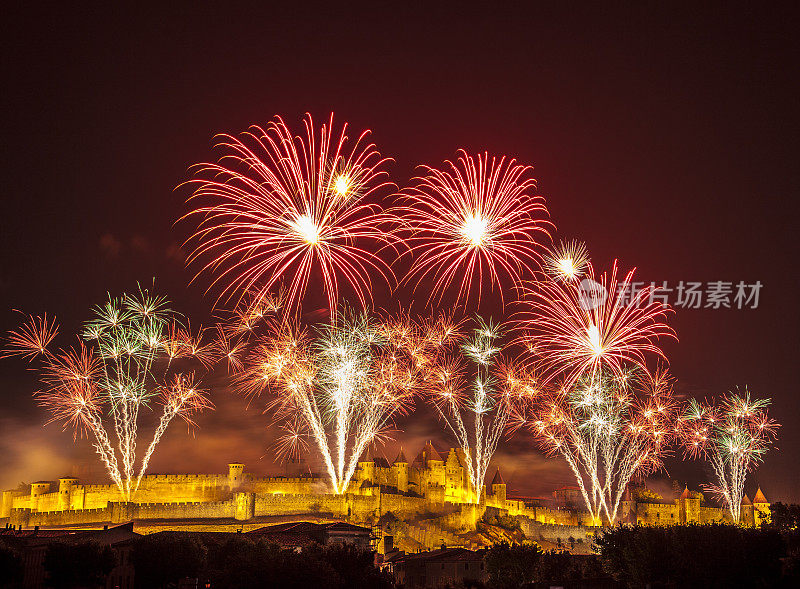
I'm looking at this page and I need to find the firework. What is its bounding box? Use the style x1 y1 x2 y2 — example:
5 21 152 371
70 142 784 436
544 240 589 282
398 151 552 308
231 308 457 493
519 260 676 385
677 390 778 523
183 113 397 318
427 318 532 503
5 288 215 500
2 313 59 360
513 368 678 524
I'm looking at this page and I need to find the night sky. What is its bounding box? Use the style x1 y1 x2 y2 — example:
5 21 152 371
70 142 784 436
1 5 798 502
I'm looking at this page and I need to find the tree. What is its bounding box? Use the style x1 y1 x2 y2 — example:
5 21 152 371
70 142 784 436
595 524 784 588
485 542 543 589
535 551 604 584
766 502 800 532
43 542 116 589
201 536 391 589
131 533 206 588
203 536 342 589
314 543 394 589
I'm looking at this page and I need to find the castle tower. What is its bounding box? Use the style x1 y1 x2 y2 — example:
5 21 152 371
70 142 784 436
30 482 51 512
234 491 255 521
1 490 13 518
679 486 701 524
445 449 465 501
740 493 754 526
393 448 408 493
57 477 78 510
490 468 506 504
228 463 245 490
753 487 770 527
424 441 445 487
620 485 637 524
357 449 376 485
413 441 445 500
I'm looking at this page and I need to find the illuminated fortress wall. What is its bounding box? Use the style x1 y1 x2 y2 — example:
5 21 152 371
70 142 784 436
0 445 770 536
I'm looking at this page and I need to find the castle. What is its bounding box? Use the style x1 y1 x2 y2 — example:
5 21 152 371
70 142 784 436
0 442 770 551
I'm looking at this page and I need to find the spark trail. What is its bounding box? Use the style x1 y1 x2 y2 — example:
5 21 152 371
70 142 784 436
5 288 214 500
512 369 678 524
677 390 779 523
428 318 531 503
230 302 457 494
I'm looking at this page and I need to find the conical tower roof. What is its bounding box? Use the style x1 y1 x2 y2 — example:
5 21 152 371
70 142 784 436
490 467 505 485
394 447 407 464
741 494 752 505
679 486 692 500
358 446 375 463
753 488 769 504
413 441 443 466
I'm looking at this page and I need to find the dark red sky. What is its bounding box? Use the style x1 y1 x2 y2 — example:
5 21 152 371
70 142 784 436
1 5 798 502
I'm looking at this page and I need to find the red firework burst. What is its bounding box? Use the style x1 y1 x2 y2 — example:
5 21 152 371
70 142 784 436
35 343 104 435
183 113 397 317
4 313 59 360
397 150 552 308
519 260 676 384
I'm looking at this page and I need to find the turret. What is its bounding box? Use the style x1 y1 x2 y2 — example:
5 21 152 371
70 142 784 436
753 487 770 527
357 449 376 485
423 441 445 486
740 493 755 526
620 485 637 524
228 463 245 490
1 490 14 518
30 482 51 512
234 491 255 521
58 477 78 510
490 468 506 503
679 486 700 524
393 448 408 493
445 449 466 501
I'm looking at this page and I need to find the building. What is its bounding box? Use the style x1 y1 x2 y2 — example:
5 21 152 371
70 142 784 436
382 547 487 589
247 521 372 549
0 522 138 589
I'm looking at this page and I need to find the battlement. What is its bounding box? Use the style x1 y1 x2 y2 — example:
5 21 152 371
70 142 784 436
0 457 770 531
139 473 223 481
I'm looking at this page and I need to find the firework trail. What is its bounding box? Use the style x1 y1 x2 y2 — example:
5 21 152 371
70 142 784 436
428 318 534 503
519 259 676 385
512 368 678 524
397 150 552 309
677 390 778 523
183 113 397 318
228 301 457 494
5 288 215 500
